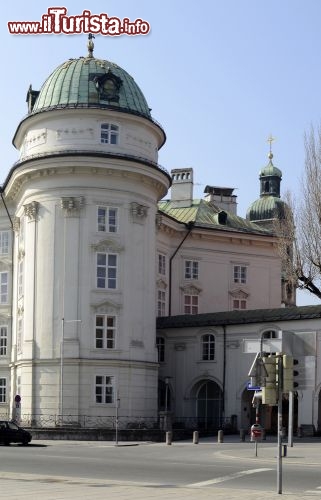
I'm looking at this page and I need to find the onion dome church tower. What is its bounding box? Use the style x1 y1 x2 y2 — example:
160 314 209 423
246 140 295 306
6 37 171 422
246 151 286 229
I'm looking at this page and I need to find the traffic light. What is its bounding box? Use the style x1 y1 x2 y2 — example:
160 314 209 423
283 355 299 392
262 354 277 405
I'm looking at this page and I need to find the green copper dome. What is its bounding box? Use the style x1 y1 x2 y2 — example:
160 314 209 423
247 153 287 224
259 159 282 178
246 196 286 222
29 56 152 119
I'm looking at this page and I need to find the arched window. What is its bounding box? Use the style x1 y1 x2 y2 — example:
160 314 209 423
262 330 278 339
201 334 215 361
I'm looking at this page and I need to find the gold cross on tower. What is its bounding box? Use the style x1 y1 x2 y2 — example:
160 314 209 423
267 134 276 159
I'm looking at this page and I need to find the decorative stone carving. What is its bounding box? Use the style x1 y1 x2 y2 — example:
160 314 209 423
155 213 163 228
24 201 39 221
13 217 20 233
23 129 47 151
91 238 123 253
130 202 148 224
91 299 122 314
17 305 24 316
156 279 167 290
180 284 202 295
60 197 85 217
56 128 94 141
229 289 249 299
18 249 25 260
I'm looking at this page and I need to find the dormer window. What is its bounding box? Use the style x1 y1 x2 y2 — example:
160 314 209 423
92 69 123 103
101 123 119 145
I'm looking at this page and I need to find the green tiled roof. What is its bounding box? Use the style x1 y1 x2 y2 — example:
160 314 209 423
158 199 272 235
157 304 321 329
31 57 151 118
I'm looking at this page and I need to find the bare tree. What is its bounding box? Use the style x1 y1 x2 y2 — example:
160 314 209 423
276 126 321 300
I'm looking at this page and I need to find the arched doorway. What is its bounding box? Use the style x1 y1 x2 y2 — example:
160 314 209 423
195 380 223 430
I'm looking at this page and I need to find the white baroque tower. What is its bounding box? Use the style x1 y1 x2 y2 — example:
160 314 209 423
6 39 170 422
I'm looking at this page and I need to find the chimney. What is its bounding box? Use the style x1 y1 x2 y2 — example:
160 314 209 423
170 168 193 207
204 185 237 215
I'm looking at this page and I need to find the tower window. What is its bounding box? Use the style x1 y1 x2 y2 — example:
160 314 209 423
101 123 119 144
95 375 114 404
0 231 9 255
97 207 118 233
0 378 6 403
0 327 7 356
96 253 117 289
95 315 116 349
0 272 8 304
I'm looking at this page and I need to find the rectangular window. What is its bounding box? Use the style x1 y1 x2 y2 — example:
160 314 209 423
0 231 9 255
233 265 247 284
95 315 116 349
0 272 8 304
185 260 199 280
233 299 247 310
158 254 166 275
0 378 6 403
157 290 166 317
202 334 215 361
97 207 118 233
97 253 117 289
95 375 114 404
0 327 7 356
101 123 119 145
184 294 199 315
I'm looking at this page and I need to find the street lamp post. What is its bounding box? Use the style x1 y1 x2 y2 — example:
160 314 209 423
115 391 120 446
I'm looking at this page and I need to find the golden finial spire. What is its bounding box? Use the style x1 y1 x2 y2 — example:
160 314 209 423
87 33 95 58
267 134 276 160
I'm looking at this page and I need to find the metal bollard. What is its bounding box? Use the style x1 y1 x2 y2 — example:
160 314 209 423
218 430 224 443
193 431 199 444
166 431 172 445
240 429 246 442
282 444 287 457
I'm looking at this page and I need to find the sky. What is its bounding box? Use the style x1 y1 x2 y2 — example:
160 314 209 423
2 0 321 306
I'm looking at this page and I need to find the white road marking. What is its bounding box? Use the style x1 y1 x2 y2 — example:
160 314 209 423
188 468 273 487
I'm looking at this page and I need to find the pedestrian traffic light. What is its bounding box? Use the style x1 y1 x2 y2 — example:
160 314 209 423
283 355 299 392
262 354 277 405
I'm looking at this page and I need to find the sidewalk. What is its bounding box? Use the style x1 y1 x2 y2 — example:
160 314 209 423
1 436 321 500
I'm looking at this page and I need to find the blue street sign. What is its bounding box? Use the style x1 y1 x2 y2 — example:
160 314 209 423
247 381 261 391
